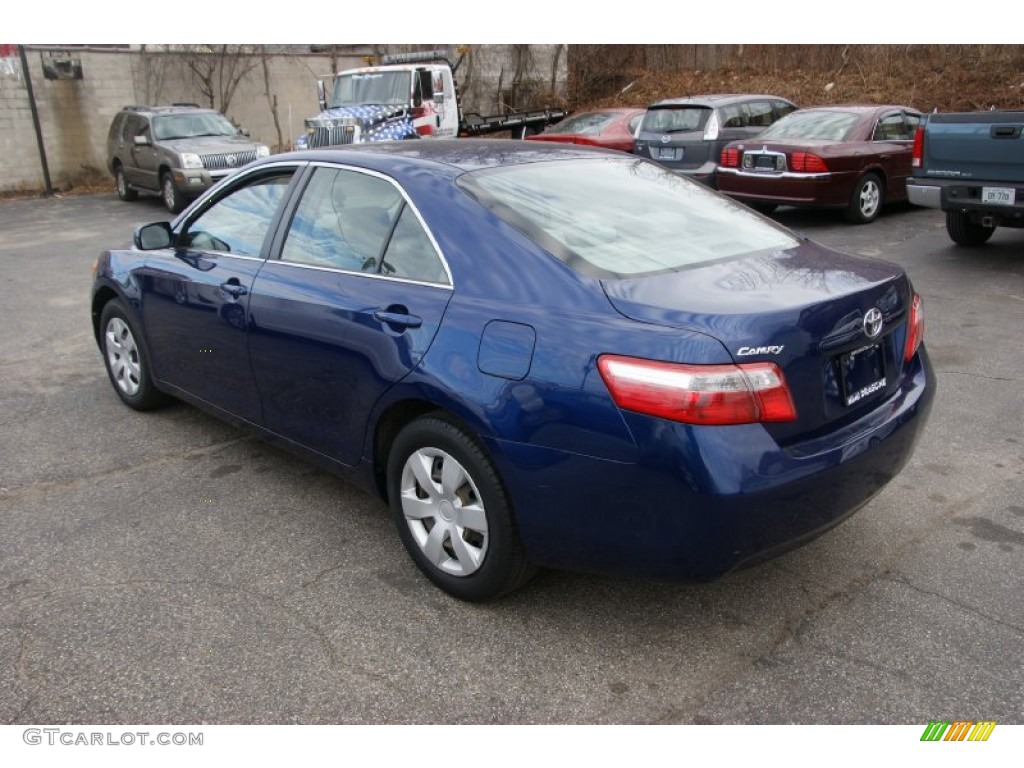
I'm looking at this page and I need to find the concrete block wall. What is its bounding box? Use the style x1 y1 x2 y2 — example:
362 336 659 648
0 45 569 194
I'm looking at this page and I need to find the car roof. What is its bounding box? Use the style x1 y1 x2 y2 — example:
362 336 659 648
280 139 619 175
648 94 792 108
790 104 917 114
119 105 220 116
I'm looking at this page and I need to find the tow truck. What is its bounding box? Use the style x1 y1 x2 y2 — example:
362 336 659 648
296 49 568 149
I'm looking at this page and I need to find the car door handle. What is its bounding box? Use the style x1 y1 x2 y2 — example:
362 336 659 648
373 309 423 329
220 281 248 298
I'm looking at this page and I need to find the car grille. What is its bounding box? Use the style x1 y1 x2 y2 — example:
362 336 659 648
199 150 259 171
306 125 357 148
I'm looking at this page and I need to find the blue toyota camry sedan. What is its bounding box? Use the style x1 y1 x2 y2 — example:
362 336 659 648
91 140 934 601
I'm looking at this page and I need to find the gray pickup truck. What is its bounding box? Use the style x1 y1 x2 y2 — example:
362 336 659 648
907 110 1024 245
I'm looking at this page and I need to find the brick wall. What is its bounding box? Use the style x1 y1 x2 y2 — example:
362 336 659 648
0 45 569 194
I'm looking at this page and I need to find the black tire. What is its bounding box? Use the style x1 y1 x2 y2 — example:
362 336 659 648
114 164 137 201
844 172 884 224
747 201 778 215
161 171 186 214
98 299 168 411
387 415 535 601
946 210 995 246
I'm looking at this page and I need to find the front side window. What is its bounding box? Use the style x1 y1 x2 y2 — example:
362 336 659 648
458 157 798 279
182 173 294 256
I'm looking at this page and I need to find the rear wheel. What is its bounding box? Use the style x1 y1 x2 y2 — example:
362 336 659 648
946 210 995 246
387 416 535 601
115 165 137 201
161 171 186 214
747 201 778 215
845 172 883 224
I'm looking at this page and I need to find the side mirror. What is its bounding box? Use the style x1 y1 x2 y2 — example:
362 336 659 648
134 221 173 250
133 134 151 147
317 79 327 111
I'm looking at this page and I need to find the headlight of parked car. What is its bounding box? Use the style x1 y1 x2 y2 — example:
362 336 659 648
256 145 270 158
181 153 203 169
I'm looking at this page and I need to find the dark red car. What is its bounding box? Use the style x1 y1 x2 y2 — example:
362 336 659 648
526 108 645 153
716 105 922 223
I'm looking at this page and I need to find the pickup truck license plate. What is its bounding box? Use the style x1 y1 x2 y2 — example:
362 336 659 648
840 344 886 407
982 186 1015 205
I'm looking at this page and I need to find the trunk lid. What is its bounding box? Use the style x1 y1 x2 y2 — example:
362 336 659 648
602 241 913 443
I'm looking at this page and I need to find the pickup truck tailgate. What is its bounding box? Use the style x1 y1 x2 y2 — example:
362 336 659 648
925 112 1024 183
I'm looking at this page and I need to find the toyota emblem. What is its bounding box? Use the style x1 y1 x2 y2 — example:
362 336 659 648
863 308 883 338
225 154 238 167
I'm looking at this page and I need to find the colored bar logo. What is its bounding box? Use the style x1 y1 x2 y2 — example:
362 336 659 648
921 721 997 742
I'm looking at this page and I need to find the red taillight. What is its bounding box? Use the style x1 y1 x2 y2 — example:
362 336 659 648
720 148 741 168
597 355 797 425
904 293 924 362
789 152 828 173
911 126 925 169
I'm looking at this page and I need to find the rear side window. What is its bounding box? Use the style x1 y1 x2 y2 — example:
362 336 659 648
746 101 775 128
281 167 449 284
640 106 711 134
458 157 798 279
718 104 746 129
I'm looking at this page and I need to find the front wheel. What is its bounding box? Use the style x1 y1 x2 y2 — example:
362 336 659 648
946 210 995 246
845 172 883 224
99 300 168 411
387 416 535 601
161 172 186 214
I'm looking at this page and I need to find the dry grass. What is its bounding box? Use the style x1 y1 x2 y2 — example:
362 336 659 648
572 46 1024 112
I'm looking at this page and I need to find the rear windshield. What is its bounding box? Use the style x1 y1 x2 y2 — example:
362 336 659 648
457 157 799 279
639 106 711 134
758 110 860 141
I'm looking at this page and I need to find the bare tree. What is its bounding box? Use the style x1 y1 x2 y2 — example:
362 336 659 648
178 44 259 114
259 46 285 152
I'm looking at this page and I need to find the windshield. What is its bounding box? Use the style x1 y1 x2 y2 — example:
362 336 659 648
639 106 711 134
758 111 860 141
330 71 410 108
153 112 237 140
458 157 798 279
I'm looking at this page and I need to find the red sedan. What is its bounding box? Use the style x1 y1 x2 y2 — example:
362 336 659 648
526 108 645 153
716 105 922 223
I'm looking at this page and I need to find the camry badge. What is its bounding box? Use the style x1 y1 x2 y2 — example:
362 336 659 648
863 308 883 338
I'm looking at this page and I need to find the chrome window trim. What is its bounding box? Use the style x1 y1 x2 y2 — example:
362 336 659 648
262 257 454 291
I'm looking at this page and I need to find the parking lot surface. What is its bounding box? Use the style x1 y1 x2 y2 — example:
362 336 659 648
1 192 1022 724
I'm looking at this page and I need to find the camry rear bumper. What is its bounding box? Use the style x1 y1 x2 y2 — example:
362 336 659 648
488 349 935 582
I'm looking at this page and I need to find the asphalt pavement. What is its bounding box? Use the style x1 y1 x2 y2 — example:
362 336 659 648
0 191 1021 725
